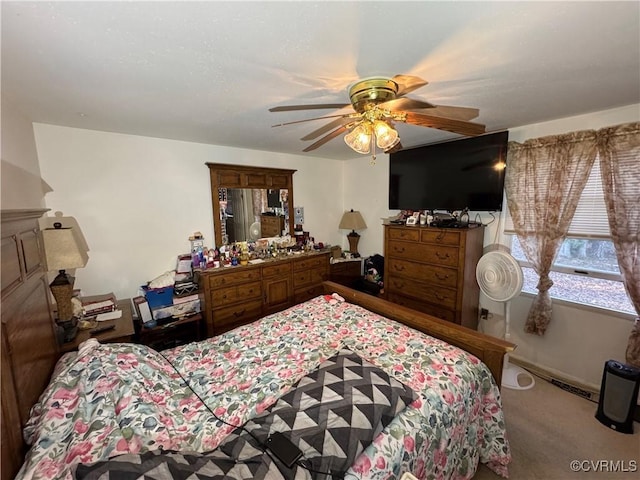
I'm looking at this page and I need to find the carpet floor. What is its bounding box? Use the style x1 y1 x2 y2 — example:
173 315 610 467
472 374 639 479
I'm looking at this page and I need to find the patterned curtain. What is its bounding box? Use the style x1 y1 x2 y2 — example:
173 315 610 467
597 122 640 367
505 130 598 335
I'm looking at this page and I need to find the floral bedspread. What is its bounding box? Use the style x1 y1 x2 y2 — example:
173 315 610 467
18 294 510 480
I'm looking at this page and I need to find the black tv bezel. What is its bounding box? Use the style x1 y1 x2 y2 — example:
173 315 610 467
388 131 508 212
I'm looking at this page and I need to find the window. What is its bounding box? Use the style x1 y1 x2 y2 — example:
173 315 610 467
505 161 634 315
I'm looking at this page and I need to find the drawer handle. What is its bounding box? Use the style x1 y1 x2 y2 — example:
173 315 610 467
436 252 450 260
394 265 406 272
394 247 405 254
435 293 446 301
222 294 227 299
233 309 246 317
435 273 449 280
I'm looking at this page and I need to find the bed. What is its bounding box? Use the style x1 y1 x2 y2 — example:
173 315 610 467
13 281 514 480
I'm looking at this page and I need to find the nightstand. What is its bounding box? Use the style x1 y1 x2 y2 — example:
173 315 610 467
136 312 204 351
330 258 363 287
60 299 135 353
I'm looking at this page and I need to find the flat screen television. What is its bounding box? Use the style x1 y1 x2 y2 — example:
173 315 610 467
389 131 509 212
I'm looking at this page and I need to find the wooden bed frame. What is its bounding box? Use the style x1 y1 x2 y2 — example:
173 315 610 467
322 281 515 386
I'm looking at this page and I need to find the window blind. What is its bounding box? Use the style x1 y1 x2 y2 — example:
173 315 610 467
504 158 611 238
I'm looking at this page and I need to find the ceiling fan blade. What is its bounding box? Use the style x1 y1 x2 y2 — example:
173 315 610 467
302 125 349 152
301 114 360 141
269 103 350 112
379 97 434 111
272 113 352 128
428 105 480 121
392 74 428 96
402 111 486 136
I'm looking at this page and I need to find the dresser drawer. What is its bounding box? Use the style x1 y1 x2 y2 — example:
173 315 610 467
293 268 325 288
387 259 458 289
387 293 456 323
387 241 459 267
212 299 263 331
262 262 291 278
387 227 419 242
420 229 461 246
386 276 457 309
211 281 261 306
293 254 328 271
206 269 261 288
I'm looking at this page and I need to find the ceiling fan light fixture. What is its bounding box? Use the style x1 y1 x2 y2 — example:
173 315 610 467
344 122 371 154
373 120 399 150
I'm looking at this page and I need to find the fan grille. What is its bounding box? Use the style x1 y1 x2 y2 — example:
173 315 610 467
476 251 524 302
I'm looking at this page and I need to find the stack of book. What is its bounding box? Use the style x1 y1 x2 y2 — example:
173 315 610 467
82 293 117 317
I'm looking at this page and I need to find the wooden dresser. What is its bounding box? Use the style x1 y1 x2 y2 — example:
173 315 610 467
2 209 58 480
260 214 285 237
383 224 484 329
199 251 329 336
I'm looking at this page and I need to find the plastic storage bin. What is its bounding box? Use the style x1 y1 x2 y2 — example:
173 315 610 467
142 285 174 309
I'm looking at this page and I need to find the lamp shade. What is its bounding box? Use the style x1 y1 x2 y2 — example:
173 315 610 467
339 210 367 231
42 224 89 272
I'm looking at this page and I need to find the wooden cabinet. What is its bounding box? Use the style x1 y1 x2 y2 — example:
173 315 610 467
384 224 484 329
329 259 362 287
137 313 204 351
262 261 292 315
261 214 285 237
199 251 329 336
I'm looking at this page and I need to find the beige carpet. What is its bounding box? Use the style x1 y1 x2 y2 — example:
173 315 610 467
472 375 639 479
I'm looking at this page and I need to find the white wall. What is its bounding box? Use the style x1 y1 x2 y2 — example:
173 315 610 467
34 124 344 299
1 97 47 208
346 104 639 389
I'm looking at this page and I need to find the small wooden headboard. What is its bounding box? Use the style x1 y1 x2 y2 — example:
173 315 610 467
1 209 59 480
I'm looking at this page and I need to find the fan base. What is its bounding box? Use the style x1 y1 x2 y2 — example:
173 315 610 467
502 363 536 390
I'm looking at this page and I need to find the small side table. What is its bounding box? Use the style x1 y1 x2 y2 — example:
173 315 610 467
60 299 135 353
330 258 363 287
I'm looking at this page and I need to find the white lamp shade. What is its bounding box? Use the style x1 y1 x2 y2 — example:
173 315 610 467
42 227 89 272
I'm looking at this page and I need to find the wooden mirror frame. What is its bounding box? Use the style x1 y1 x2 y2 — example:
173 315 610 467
206 163 296 246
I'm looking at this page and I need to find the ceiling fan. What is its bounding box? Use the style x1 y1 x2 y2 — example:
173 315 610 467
269 74 486 155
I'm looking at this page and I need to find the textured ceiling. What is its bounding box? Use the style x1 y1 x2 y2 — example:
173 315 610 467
2 1 639 160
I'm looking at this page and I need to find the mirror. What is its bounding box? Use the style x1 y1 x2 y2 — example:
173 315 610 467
219 188 288 243
206 163 296 246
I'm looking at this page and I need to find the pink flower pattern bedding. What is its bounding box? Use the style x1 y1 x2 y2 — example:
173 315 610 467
18 294 510 479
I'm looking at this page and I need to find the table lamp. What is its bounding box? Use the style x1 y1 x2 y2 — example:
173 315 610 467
339 209 367 256
41 222 89 322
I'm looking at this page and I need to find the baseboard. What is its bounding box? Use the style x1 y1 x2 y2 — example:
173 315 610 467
509 356 640 423
508 356 600 402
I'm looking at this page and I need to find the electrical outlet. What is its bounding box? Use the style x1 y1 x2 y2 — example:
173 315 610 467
480 308 489 320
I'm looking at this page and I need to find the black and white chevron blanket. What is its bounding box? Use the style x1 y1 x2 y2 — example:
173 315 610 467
74 349 417 480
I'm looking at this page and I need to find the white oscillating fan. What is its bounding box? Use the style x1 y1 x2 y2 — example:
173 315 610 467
476 251 535 390
249 222 262 241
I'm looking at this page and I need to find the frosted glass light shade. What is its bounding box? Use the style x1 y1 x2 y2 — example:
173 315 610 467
373 120 399 150
344 123 371 154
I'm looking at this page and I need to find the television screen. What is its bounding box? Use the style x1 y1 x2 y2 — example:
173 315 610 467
389 131 509 212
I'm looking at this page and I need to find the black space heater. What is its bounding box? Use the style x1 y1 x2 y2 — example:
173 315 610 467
595 360 640 434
